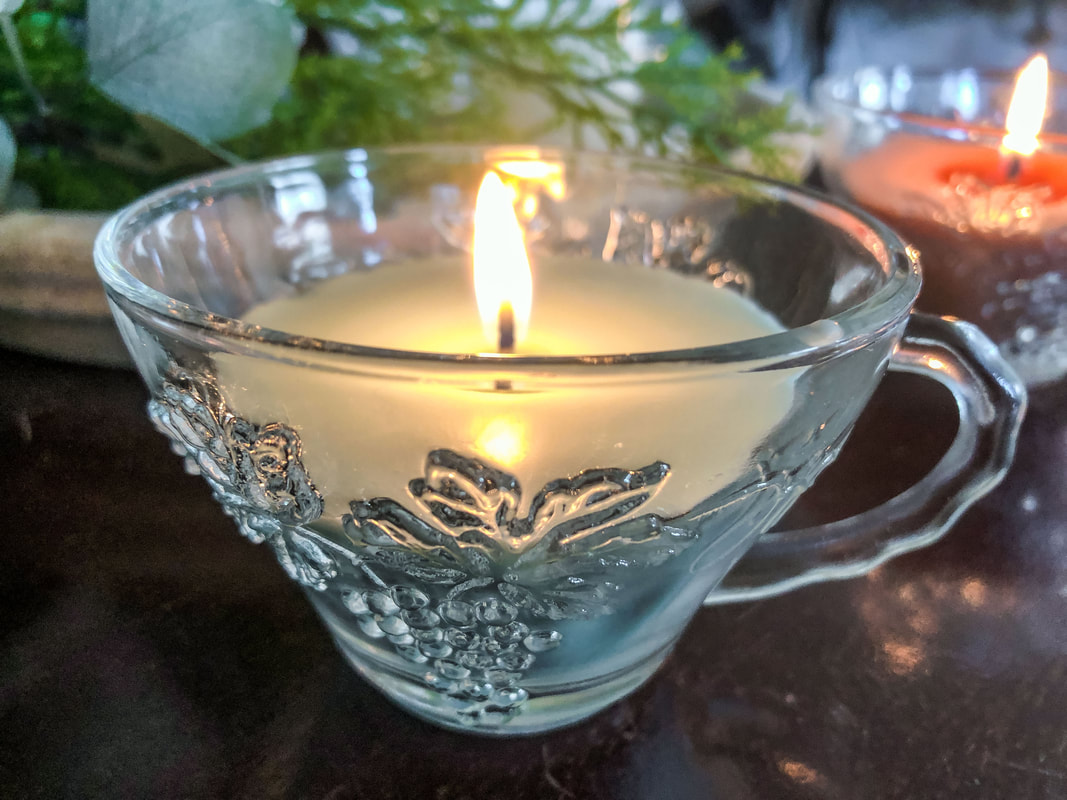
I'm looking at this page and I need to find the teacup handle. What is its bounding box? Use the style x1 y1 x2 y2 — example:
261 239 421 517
703 313 1027 605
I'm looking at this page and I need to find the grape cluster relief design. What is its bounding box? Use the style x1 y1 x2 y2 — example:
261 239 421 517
146 367 702 724
339 449 697 723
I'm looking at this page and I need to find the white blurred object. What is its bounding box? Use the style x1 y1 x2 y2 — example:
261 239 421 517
0 211 129 366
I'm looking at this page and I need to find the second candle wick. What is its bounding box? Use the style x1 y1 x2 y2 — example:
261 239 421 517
498 302 515 354
1005 153 1023 182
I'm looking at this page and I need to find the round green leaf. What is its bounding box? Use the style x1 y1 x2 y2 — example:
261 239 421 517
87 0 300 143
0 117 15 204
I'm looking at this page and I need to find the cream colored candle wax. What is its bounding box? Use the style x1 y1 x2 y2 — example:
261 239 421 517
217 256 797 524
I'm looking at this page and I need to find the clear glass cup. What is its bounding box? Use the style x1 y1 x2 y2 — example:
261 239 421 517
815 66 1067 386
94 146 1025 735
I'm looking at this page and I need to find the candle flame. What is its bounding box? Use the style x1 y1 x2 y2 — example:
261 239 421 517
1003 53 1049 156
473 171 533 349
494 159 566 200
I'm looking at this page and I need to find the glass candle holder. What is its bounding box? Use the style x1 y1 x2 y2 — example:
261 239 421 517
816 65 1067 387
94 147 1024 734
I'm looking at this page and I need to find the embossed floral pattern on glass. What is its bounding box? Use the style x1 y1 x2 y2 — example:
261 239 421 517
148 369 324 544
147 364 711 725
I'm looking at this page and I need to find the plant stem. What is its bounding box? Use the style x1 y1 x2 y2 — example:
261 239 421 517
193 136 243 167
0 13 47 116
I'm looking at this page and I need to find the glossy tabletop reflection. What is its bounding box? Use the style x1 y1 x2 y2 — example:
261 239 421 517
1 347 1065 799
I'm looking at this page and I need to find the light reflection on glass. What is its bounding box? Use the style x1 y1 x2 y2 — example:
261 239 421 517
857 67 888 110
777 759 822 786
859 570 1018 679
961 578 988 607
890 65 912 112
882 639 923 675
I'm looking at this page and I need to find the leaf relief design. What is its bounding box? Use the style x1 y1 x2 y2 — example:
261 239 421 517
148 368 324 546
342 448 692 623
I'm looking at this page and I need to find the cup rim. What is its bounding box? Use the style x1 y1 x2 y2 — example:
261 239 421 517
93 145 920 369
813 66 1067 150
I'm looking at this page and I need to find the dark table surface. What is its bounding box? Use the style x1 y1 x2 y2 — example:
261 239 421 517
2 345 1065 800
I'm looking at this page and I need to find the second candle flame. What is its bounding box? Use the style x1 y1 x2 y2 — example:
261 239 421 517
473 171 533 351
1003 53 1049 157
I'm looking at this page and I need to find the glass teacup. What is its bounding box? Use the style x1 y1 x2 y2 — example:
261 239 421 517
94 147 1024 735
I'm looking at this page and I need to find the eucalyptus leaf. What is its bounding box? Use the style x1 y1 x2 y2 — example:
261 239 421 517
87 0 301 143
0 117 15 205
133 114 226 172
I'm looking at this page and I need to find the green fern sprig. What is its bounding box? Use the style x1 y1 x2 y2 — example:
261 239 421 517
0 0 803 211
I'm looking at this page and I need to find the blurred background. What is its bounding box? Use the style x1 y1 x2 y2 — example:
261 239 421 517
686 0 1064 92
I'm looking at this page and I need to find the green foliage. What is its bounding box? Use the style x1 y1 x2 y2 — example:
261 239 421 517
0 0 801 210
88 0 300 142
633 38 801 177
0 117 14 198
0 2 169 208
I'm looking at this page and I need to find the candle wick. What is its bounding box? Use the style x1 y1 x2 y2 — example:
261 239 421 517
495 302 515 392
497 302 515 354
1005 153 1023 182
